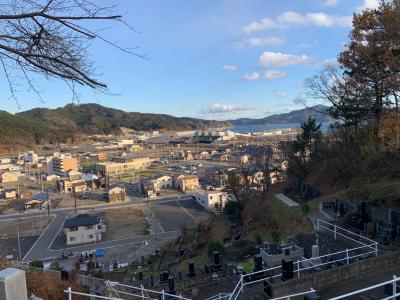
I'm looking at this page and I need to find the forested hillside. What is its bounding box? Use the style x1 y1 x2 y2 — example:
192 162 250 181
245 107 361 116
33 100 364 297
0 103 231 145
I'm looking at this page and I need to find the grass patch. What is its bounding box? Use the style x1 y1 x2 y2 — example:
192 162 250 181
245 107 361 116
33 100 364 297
246 195 314 243
306 180 400 210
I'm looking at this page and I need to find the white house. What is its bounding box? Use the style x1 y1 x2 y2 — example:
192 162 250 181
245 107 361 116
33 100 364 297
24 151 38 164
192 190 231 212
63 214 106 246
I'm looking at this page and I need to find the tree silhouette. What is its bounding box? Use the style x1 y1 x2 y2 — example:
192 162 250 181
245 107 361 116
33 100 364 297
0 0 144 103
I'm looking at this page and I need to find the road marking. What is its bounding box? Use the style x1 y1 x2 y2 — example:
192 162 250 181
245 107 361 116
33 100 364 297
176 200 196 222
47 213 69 250
22 214 58 262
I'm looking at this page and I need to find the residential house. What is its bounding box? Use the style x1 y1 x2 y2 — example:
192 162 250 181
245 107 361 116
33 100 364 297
0 171 19 183
194 151 210 160
3 189 16 199
24 192 49 210
178 175 199 192
58 178 87 193
64 214 106 246
211 153 229 161
192 190 230 212
84 173 99 190
24 151 38 164
229 153 249 164
108 187 126 203
139 174 172 197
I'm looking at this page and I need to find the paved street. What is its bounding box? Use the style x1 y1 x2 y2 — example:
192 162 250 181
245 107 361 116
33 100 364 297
16 194 195 262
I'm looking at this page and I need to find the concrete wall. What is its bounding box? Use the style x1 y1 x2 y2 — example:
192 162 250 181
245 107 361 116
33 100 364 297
271 251 400 298
0 268 27 300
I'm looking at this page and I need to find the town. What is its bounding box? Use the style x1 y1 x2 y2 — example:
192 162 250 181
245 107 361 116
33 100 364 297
1 0 400 299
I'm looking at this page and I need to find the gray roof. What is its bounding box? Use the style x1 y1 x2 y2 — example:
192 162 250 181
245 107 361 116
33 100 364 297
64 214 101 228
32 192 48 202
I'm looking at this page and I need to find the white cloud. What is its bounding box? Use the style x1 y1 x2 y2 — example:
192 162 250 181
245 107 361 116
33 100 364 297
324 0 339 7
242 18 277 34
205 102 255 115
260 52 311 68
245 37 283 46
276 91 287 97
265 70 287 80
358 0 379 11
222 64 237 72
241 11 352 34
243 72 261 81
233 37 283 49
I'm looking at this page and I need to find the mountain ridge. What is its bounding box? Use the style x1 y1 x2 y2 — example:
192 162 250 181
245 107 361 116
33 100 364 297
230 105 331 125
0 103 331 145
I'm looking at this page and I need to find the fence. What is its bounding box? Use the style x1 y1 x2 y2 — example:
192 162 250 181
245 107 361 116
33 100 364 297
226 218 379 300
65 275 400 300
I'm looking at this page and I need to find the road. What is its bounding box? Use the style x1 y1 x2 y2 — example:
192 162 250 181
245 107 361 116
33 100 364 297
16 194 193 262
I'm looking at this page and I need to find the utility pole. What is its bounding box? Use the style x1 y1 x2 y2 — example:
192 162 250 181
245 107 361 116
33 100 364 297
16 219 22 261
73 184 77 213
47 190 51 215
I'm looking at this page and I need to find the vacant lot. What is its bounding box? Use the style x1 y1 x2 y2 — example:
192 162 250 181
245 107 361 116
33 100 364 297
100 206 149 240
151 199 209 231
0 215 52 238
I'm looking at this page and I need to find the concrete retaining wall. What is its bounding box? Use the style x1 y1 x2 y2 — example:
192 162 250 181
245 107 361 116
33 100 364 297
271 251 400 297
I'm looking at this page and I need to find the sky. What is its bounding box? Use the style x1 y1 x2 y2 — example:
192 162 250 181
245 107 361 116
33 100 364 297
0 0 381 120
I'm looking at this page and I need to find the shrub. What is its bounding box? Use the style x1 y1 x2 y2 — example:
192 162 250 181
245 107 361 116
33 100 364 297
207 241 222 256
271 231 281 243
224 201 239 216
31 260 44 268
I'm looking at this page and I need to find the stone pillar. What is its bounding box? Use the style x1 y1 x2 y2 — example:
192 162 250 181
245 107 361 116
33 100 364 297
0 268 27 300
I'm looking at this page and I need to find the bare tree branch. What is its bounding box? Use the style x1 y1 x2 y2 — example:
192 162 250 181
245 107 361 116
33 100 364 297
0 0 144 102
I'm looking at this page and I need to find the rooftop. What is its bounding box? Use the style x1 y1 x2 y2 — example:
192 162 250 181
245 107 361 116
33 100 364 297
64 214 101 228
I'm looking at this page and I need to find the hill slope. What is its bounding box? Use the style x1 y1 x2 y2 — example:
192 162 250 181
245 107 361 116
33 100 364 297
0 103 231 145
231 105 331 125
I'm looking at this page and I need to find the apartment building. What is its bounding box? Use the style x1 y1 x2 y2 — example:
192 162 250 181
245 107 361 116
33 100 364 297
64 214 106 246
48 154 78 177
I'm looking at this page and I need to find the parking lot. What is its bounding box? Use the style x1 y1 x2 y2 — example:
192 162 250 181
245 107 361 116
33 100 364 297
150 199 209 231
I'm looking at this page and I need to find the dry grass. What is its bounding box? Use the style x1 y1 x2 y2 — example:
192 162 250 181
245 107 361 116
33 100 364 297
0 216 52 238
101 206 149 239
245 195 314 243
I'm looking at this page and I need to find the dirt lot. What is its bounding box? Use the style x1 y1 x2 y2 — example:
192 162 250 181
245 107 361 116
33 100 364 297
57 194 104 208
100 206 149 240
0 215 52 238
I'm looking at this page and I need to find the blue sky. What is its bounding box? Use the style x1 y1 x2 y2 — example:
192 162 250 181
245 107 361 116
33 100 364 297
0 0 380 120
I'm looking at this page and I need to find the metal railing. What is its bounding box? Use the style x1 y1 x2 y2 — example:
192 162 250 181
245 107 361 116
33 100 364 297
65 275 400 300
205 293 231 300
108 281 191 300
226 218 379 300
63 219 381 300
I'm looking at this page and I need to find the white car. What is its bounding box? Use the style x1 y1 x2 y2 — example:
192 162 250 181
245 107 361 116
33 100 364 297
141 241 149 246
